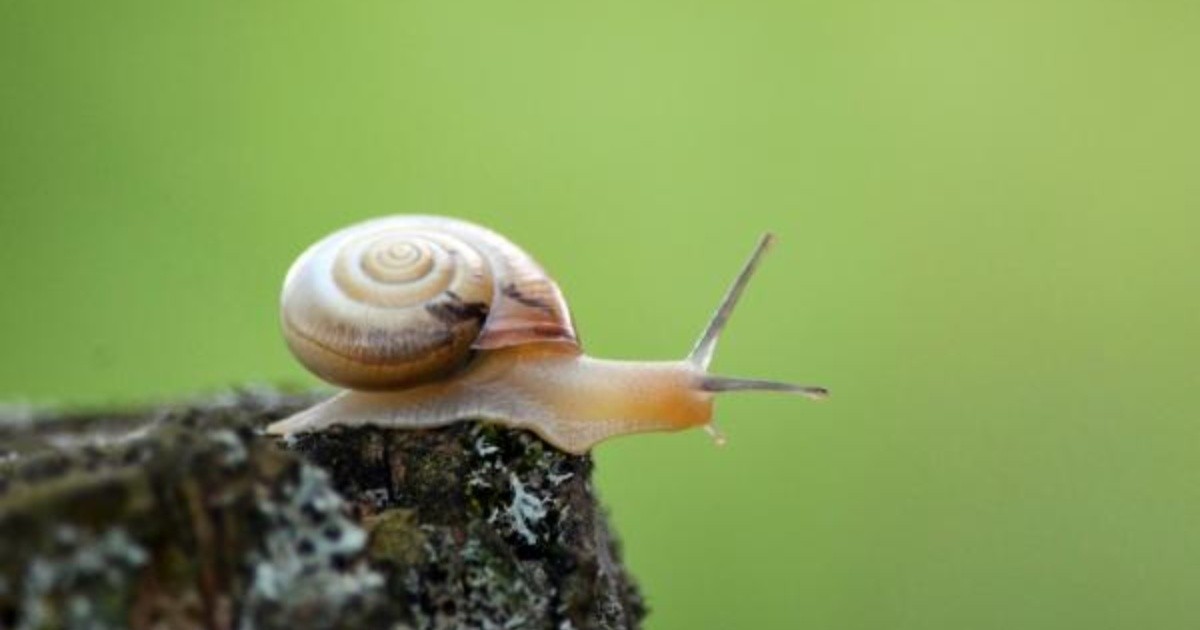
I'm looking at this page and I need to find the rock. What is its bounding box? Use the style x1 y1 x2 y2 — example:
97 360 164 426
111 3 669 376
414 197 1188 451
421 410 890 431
0 389 644 629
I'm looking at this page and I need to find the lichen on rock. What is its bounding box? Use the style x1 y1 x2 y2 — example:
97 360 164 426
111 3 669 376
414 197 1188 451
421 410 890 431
241 463 385 628
14 525 148 630
0 390 644 629
289 421 645 629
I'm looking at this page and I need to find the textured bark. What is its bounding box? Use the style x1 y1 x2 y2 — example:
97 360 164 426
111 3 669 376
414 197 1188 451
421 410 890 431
0 389 644 629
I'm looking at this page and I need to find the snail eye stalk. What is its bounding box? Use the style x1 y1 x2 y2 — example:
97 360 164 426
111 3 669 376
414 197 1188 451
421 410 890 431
688 233 828 401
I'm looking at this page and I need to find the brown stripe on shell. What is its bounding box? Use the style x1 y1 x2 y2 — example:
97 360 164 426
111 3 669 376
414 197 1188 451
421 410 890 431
472 323 582 353
500 282 552 311
425 290 491 326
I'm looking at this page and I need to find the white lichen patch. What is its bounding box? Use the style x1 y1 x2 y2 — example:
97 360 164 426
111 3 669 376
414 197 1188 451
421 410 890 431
244 464 383 626
547 471 574 486
475 435 500 456
362 486 391 508
42 422 154 451
209 429 248 467
411 529 551 630
467 458 502 489
18 525 148 630
489 473 549 546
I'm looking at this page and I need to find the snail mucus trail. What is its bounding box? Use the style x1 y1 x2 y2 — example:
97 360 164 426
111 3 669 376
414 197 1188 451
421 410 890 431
266 215 827 454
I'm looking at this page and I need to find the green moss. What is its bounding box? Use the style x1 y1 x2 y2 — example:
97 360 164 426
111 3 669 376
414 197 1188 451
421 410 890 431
365 509 425 566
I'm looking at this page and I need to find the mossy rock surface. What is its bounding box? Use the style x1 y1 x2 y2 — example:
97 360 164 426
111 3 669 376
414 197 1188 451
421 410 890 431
0 390 644 629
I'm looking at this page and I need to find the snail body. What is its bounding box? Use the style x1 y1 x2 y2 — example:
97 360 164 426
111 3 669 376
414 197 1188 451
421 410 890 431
267 215 826 453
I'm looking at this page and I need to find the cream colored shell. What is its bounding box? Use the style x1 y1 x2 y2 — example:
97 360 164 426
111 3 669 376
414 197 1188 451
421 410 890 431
280 215 579 390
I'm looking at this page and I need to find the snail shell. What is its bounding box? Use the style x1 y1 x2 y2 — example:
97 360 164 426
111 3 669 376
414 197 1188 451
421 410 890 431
281 215 579 390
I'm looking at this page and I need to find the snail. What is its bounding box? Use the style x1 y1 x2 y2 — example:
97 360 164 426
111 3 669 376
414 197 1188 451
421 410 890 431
265 215 827 453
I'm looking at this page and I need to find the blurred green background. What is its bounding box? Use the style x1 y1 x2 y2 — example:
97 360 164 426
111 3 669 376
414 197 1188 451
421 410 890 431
2 1 1198 628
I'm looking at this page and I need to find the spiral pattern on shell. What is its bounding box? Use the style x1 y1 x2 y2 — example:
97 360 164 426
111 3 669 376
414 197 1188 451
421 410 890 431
281 215 578 390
